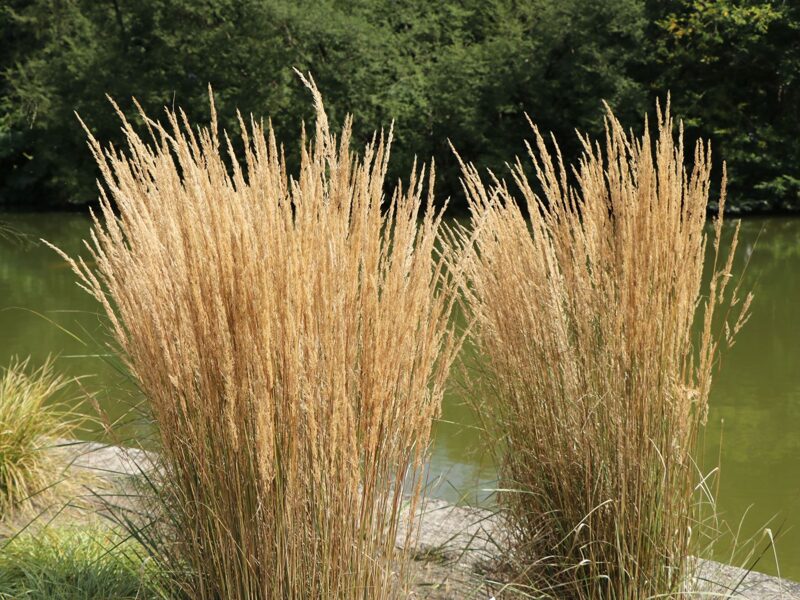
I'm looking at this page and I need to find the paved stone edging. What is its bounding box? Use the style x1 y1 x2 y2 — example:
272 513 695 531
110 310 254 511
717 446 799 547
65 441 800 599
400 497 800 599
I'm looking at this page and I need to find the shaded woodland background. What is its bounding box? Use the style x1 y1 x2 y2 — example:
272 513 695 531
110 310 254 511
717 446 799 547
1 0 798 213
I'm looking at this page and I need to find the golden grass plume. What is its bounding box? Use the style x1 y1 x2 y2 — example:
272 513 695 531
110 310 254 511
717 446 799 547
55 74 460 599
454 101 752 598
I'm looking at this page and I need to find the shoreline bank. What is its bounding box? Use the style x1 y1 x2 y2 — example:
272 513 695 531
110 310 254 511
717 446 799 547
50 440 800 599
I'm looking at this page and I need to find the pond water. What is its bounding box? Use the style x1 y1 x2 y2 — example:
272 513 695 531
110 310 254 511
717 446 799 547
1 212 798 580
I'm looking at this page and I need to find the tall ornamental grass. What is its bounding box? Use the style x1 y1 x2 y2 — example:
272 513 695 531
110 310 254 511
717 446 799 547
455 103 751 598
56 77 459 599
0 359 71 518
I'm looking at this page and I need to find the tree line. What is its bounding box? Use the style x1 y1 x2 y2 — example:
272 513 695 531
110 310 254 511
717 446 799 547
1 0 798 213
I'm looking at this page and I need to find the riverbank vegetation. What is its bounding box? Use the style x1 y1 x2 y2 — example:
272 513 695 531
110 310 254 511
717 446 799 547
0 526 166 600
2 0 799 213
0 32 782 590
53 77 460 598
454 104 752 597
0 359 73 518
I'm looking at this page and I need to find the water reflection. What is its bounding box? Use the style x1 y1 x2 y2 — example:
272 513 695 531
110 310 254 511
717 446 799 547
0 213 144 440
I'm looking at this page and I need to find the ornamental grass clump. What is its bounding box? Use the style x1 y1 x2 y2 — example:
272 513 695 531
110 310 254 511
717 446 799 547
55 75 458 599
0 359 71 518
455 103 751 598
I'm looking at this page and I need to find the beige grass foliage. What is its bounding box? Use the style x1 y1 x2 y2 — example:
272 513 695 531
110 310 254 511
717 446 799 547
55 75 459 599
455 102 752 598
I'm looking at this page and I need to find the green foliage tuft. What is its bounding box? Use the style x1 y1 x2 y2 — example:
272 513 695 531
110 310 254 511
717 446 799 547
0 359 71 517
0 526 168 600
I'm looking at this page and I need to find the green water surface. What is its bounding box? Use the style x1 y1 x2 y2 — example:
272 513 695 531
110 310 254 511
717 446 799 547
0 212 798 579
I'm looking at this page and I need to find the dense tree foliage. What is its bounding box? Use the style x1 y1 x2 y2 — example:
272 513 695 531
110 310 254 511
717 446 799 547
1 0 798 211
649 0 800 212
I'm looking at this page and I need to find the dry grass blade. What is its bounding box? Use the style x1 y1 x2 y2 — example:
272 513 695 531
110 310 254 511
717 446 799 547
454 101 752 599
53 74 459 599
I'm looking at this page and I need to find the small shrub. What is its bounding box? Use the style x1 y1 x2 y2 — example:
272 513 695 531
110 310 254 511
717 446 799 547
0 359 72 517
454 103 752 598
